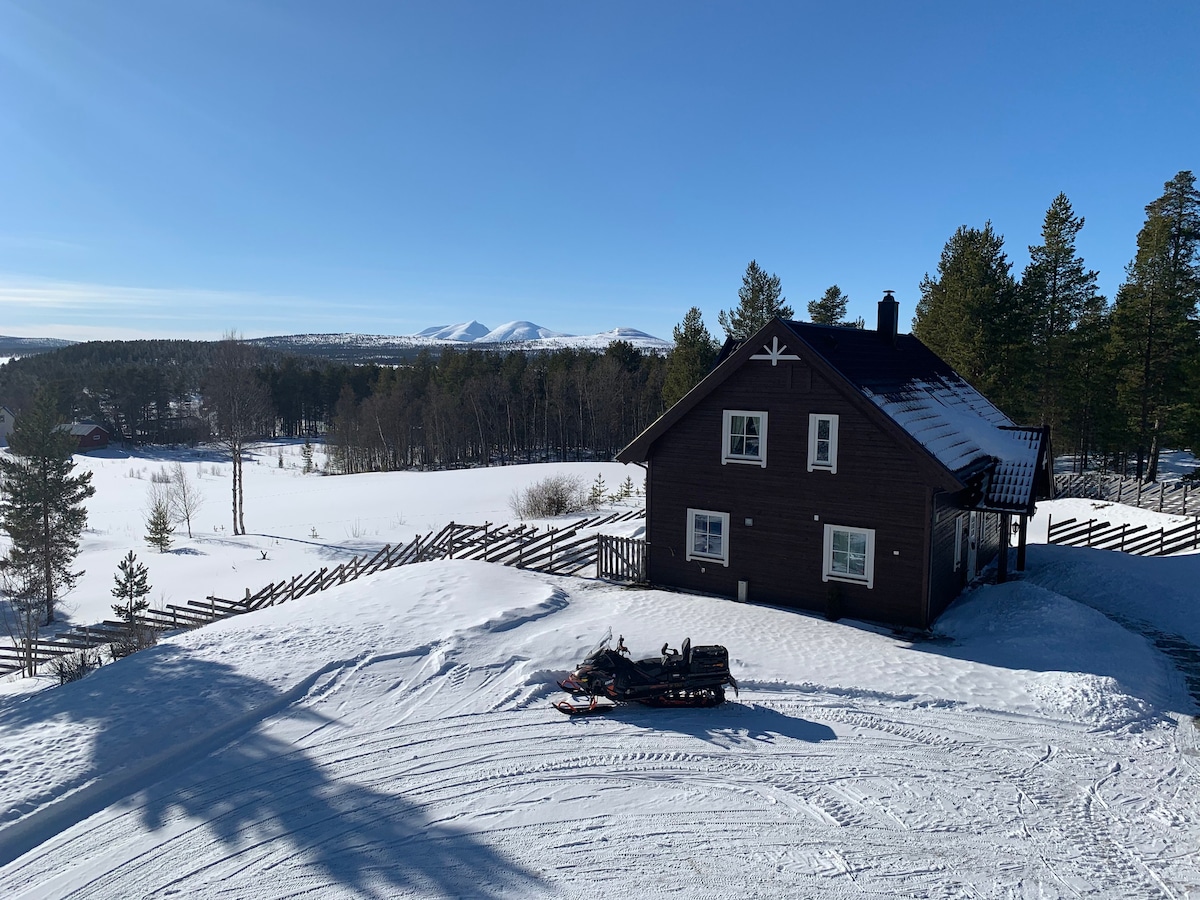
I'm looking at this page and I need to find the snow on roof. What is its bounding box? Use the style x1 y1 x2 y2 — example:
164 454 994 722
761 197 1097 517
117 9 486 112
866 375 1015 472
865 376 1042 510
778 323 1046 511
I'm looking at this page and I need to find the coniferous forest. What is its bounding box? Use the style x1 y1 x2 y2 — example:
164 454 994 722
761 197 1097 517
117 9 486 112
0 339 667 473
1 170 1196 483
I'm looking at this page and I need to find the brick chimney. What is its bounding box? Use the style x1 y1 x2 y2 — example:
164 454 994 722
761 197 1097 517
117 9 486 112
877 290 898 346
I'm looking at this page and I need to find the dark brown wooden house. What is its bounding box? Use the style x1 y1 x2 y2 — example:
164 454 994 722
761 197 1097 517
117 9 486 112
617 293 1052 629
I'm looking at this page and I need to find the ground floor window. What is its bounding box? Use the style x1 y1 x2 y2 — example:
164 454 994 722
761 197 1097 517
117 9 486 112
686 508 730 566
822 523 875 588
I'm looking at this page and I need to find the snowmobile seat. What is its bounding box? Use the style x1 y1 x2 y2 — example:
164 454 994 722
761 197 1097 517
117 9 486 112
681 638 692 669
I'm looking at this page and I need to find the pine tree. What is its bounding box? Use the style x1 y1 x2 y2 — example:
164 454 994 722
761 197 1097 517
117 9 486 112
588 473 607 509
145 486 175 552
301 438 315 474
1109 171 1200 481
111 550 151 623
913 223 1027 416
807 285 851 325
717 260 793 340
662 307 719 407
0 388 96 625
1018 194 1104 444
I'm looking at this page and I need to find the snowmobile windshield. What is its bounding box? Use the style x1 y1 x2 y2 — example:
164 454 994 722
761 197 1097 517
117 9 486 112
581 627 613 663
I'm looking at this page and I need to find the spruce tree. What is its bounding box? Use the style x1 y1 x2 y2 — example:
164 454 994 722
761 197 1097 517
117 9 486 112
0 388 96 625
807 285 851 325
913 223 1027 417
1018 194 1104 445
662 307 719 407
111 550 151 624
145 487 175 552
717 260 793 340
1109 171 1200 481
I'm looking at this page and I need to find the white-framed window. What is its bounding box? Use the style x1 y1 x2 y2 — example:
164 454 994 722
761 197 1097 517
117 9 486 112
686 508 730 566
822 524 875 588
808 413 839 473
722 410 767 467
954 514 964 572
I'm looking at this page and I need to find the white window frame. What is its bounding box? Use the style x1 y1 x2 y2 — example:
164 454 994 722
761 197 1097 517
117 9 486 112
822 524 875 588
808 413 839 473
686 508 730 566
722 410 768 467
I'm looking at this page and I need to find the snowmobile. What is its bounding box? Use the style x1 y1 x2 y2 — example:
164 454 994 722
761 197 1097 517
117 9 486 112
554 629 738 716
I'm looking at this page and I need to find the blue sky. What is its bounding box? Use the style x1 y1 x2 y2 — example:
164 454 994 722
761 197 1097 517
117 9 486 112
0 1 1196 342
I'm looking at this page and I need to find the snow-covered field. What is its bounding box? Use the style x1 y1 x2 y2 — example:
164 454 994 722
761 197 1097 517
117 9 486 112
1 444 1199 898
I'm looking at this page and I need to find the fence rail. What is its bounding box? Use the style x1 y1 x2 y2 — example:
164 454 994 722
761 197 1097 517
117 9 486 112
1047 513 1200 557
1054 473 1200 517
1 507 646 677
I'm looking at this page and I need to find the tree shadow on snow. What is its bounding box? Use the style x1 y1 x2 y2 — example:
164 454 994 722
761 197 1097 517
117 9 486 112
0 645 542 898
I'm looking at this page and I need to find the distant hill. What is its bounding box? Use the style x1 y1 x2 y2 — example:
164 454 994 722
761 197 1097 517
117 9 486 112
0 335 76 358
414 321 492 341
250 322 670 363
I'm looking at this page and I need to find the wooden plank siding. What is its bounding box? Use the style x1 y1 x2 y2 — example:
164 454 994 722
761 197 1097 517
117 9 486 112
645 356 937 627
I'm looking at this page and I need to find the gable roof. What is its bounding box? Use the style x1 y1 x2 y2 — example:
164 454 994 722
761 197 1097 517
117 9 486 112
619 316 1050 514
55 422 108 437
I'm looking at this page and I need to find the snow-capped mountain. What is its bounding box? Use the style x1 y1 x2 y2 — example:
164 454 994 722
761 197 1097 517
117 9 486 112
413 321 492 341
249 320 671 362
477 321 567 343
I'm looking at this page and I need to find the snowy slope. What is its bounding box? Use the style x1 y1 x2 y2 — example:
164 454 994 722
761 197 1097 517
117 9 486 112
250 324 671 358
478 320 566 343
0 452 1198 898
414 320 492 341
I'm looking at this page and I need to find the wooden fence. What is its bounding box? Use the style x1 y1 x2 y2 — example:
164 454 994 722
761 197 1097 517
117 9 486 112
0 507 646 677
1046 513 1200 557
1054 473 1200 517
597 534 647 583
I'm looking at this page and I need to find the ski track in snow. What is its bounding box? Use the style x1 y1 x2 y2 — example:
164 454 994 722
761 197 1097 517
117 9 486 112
2 590 1198 900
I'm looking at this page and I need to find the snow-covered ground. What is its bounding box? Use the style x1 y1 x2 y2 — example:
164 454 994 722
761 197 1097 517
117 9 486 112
1 445 1198 898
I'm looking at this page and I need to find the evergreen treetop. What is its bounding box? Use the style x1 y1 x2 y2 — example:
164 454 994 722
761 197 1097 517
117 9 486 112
717 260 793 340
807 285 851 325
662 307 719 407
913 222 1025 416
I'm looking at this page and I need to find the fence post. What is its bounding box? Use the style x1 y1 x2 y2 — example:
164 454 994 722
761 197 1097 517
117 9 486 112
1047 513 1052 542
1160 528 1165 555
1088 518 1094 547
1120 523 1127 552
1159 482 1165 512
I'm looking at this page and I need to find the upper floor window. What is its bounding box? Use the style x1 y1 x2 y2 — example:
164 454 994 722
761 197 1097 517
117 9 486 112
686 508 730 566
722 410 768 467
808 413 839 473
